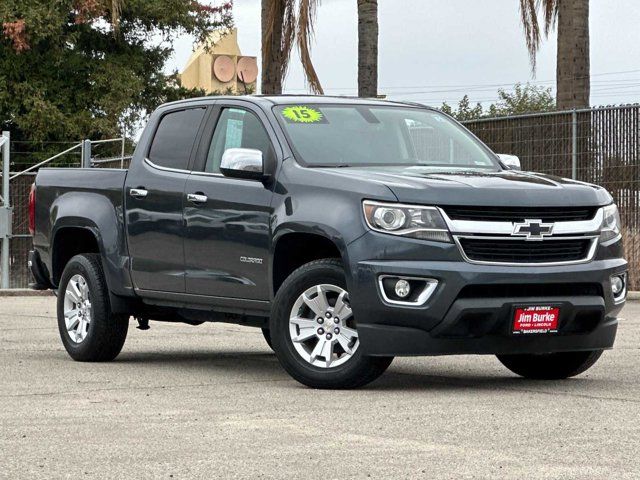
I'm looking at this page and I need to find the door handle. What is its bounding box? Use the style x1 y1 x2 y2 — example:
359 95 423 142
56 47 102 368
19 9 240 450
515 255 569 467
187 193 208 204
130 188 148 198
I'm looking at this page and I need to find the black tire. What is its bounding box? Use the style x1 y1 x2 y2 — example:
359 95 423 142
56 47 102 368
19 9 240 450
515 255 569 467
57 254 129 362
261 327 273 350
270 258 393 389
497 350 604 380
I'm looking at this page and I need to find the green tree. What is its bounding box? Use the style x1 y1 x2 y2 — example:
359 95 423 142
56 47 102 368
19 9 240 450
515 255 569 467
441 95 484 121
441 83 556 121
0 0 233 151
487 83 556 117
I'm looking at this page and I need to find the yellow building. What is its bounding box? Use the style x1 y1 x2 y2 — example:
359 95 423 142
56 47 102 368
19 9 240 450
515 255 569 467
180 29 258 94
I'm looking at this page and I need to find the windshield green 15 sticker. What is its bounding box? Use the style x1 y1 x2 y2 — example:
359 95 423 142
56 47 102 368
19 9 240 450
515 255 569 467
281 106 324 123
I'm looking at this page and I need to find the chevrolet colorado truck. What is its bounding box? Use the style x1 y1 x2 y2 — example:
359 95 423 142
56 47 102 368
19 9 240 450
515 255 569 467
29 96 628 388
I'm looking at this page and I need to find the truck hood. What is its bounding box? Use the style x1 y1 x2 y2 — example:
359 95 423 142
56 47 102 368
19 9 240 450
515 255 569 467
323 166 612 207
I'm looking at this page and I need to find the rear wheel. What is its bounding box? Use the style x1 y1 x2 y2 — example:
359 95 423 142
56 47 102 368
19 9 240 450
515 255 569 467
497 350 603 379
57 254 129 362
270 259 393 389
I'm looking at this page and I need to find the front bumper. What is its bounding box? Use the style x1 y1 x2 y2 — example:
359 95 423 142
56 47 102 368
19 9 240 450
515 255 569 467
357 299 618 356
347 234 627 357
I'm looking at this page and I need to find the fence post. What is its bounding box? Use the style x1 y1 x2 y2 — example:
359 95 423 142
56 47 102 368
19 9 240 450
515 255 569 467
571 110 578 180
120 137 125 169
82 139 92 168
1 131 10 289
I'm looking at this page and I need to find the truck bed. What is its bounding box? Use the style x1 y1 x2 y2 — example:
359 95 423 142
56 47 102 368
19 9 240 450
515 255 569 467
33 167 130 294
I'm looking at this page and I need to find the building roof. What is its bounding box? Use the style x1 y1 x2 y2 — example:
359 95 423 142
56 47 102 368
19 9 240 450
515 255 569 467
182 29 242 73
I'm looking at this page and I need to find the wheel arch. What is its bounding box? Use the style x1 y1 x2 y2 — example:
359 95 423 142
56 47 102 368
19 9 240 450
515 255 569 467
51 224 102 287
271 227 349 297
51 224 139 315
45 191 134 298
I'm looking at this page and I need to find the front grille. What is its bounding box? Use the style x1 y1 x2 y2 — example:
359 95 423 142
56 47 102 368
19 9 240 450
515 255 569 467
444 206 597 223
458 238 593 264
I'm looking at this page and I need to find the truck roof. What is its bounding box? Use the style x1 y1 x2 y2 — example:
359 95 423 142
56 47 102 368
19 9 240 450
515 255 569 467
160 94 434 110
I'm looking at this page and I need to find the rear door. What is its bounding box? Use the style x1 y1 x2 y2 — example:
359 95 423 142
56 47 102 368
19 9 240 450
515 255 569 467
183 102 278 300
125 106 208 293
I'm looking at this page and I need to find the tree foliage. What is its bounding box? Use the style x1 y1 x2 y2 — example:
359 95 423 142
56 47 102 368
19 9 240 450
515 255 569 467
519 0 557 71
261 0 323 95
441 83 556 121
440 95 483 121
0 0 233 150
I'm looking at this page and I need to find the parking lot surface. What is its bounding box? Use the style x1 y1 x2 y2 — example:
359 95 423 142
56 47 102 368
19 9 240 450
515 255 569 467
1 296 639 479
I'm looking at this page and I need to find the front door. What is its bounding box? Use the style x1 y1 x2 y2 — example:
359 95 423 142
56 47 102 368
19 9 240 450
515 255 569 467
183 104 277 300
125 106 207 292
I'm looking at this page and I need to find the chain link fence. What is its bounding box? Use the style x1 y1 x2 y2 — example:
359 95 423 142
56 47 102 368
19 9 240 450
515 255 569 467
0 139 130 288
5 173 35 288
463 105 639 290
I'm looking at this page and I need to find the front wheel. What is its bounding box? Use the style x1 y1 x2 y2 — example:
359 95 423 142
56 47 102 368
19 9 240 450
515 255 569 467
270 259 393 389
497 350 604 379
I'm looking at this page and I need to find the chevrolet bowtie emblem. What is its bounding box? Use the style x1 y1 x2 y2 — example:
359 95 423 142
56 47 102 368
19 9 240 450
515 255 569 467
512 219 554 240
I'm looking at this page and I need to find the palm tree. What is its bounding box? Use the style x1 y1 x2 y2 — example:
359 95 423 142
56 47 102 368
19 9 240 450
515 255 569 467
261 0 289 94
261 0 324 95
519 0 590 109
357 0 378 98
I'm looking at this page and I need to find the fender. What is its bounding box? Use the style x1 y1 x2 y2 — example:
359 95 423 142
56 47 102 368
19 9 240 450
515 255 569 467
268 159 397 297
271 217 360 298
270 222 351 301
48 191 134 297
272 222 350 258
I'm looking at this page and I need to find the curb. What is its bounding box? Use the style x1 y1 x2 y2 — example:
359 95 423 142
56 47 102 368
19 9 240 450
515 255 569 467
628 291 640 301
0 289 54 297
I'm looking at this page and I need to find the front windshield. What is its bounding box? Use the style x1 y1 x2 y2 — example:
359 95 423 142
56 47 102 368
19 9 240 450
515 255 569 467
274 104 499 170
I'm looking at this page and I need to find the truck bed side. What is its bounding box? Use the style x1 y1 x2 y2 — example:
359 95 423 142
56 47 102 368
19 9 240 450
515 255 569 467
33 168 134 297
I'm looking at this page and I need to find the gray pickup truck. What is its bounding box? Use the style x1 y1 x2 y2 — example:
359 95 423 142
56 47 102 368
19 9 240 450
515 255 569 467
29 96 627 388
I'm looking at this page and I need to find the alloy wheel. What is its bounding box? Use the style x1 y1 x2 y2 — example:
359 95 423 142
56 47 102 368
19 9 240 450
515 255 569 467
288 284 359 368
63 274 92 343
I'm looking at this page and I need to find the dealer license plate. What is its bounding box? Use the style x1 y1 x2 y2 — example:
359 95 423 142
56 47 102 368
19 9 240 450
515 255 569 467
512 306 559 334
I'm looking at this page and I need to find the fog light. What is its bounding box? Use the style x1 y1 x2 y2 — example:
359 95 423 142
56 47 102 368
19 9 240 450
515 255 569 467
395 279 411 298
610 273 627 303
611 276 624 295
379 275 438 306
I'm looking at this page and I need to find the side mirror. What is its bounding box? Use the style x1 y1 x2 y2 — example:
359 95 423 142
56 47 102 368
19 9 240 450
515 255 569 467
220 148 265 180
497 154 521 171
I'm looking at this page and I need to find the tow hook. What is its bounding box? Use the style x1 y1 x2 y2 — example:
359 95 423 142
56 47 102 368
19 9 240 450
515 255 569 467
136 317 150 330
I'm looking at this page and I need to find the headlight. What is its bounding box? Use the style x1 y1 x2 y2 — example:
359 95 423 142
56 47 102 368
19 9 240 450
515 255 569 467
363 201 451 242
600 203 621 243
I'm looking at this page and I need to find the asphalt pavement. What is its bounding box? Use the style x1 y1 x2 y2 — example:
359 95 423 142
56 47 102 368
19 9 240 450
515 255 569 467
1 296 638 479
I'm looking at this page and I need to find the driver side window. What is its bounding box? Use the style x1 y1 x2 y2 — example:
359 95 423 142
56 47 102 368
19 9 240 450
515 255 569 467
205 108 274 174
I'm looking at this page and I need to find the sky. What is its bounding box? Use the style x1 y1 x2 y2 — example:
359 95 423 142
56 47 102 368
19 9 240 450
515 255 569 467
167 0 640 109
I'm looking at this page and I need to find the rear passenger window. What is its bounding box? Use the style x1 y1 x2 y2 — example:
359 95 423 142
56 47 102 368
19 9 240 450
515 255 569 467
148 108 206 170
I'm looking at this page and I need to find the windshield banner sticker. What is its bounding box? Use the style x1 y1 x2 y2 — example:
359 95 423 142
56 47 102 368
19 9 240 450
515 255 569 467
281 106 326 124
